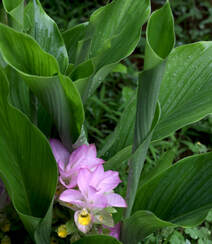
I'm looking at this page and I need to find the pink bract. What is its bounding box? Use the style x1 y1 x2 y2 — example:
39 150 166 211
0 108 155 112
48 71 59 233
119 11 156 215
50 139 104 188
59 165 127 210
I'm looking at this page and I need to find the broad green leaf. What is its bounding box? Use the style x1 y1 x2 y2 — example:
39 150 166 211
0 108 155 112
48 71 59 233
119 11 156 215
125 102 161 218
87 0 150 69
22 74 84 147
99 95 136 158
2 0 24 31
37 103 53 138
104 145 132 171
153 42 212 141
6 66 31 118
75 63 118 103
73 235 122 244
134 0 174 147
0 53 7 68
0 23 59 75
133 64 165 148
144 0 175 69
0 67 57 243
0 23 84 149
140 149 175 185
122 152 212 243
125 1 175 218
98 14 212 152
24 0 68 73
71 59 94 81
65 0 150 101
99 1 175 159
63 22 89 64
122 211 176 243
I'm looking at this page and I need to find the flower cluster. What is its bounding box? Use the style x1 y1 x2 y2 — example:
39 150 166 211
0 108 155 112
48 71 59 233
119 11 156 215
50 139 126 236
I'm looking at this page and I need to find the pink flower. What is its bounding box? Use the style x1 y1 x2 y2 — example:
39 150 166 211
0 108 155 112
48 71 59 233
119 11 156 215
59 165 126 210
51 140 127 234
59 165 127 233
50 139 104 188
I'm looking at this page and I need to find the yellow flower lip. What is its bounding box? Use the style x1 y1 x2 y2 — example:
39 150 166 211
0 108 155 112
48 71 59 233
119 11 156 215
78 209 92 226
57 225 68 238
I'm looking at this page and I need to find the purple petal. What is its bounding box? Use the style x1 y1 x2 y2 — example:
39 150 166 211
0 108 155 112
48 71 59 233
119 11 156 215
91 194 108 209
66 145 88 171
86 186 107 209
67 144 104 173
59 174 78 189
106 193 127 208
59 189 85 208
98 170 122 193
89 165 105 189
77 169 92 197
87 144 97 158
50 139 70 167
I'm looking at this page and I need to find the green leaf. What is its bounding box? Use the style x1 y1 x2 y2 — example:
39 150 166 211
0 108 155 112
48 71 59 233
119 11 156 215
184 227 210 240
0 23 84 149
73 235 122 244
169 231 185 244
21 74 84 150
87 0 150 69
144 0 175 69
24 0 68 73
125 102 161 218
122 211 176 243
2 0 24 31
62 22 89 64
133 64 165 148
122 152 212 243
99 95 136 158
6 66 31 118
153 41 212 141
104 145 132 171
100 1 175 159
65 0 150 101
71 59 94 81
0 67 57 243
206 210 212 222
140 149 175 185
99 8 212 149
125 0 175 218
0 23 59 75
112 63 127 74
37 103 53 138
75 63 118 103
